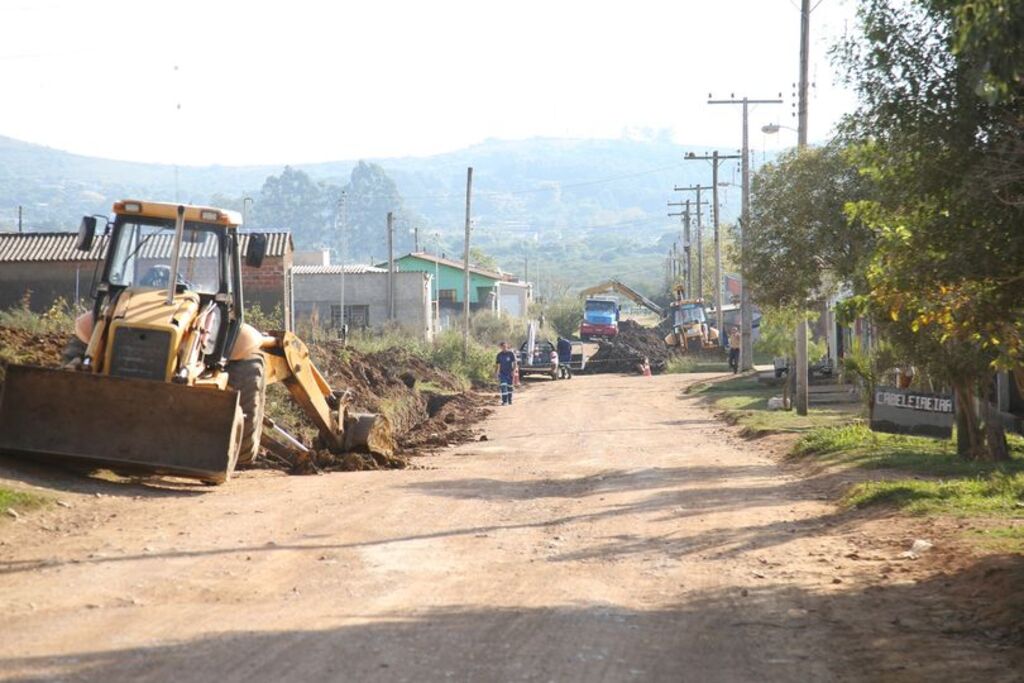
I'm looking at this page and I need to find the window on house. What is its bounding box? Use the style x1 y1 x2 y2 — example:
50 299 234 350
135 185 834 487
329 304 370 329
438 289 457 302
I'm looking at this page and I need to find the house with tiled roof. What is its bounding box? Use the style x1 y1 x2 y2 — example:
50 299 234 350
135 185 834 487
0 231 294 322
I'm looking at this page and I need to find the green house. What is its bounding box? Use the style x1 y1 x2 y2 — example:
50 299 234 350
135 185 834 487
388 252 500 305
383 252 532 319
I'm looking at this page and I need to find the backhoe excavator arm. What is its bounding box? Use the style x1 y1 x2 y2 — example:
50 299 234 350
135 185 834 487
579 280 664 316
260 331 345 450
257 331 392 456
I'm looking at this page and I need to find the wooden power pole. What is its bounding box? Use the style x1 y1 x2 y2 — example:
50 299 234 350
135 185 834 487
708 96 783 370
387 211 395 320
462 167 473 361
795 0 811 415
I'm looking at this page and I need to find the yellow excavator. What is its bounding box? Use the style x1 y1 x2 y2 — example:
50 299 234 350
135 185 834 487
0 200 390 484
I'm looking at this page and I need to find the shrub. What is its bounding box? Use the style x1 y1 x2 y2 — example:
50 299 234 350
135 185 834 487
541 295 583 339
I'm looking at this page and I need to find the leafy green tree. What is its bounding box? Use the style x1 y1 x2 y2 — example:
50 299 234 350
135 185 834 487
837 0 1024 459
746 145 874 307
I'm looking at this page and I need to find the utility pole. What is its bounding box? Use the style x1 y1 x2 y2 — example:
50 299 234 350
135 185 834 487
338 191 347 339
387 211 395 321
673 186 713 298
462 167 473 361
524 254 529 283
17 205 22 233
794 0 812 415
684 152 741 346
414 226 420 253
708 95 783 370
667 203 688 294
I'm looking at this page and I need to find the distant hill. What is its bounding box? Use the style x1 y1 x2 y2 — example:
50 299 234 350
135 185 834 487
0 133 745 294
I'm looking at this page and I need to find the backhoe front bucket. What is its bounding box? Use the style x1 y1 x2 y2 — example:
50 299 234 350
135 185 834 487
0 365 243 484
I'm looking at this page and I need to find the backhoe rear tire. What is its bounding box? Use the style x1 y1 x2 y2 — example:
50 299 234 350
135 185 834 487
227 355 266 467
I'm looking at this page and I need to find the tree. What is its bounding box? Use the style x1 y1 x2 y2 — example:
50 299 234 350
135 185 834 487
836 0 1024 459
746 145 874 307
245 162 419 263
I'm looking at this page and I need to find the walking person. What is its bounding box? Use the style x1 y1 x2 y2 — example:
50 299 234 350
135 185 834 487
728 326 741 374
495 341 518 405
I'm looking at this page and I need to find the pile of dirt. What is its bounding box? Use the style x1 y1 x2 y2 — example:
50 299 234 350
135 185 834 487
399 392 493 451
0 326 67 388
0 326 491 475
587 319 676 374
257 340 490 473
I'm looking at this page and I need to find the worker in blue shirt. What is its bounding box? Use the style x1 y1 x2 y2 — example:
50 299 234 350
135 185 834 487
495 341 519 405
556 337 573 379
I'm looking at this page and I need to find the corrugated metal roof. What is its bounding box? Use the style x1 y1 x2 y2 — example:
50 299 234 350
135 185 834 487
291 264 388 275
0 232 110 262
0 231 292 263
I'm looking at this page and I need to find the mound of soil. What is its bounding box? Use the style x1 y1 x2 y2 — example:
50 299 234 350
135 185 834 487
587 319 676 374
0 326 490 476
257 340 490 473
0 326 67 389
399 392 493 451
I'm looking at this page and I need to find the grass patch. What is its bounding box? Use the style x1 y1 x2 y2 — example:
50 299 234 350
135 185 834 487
0 487 49 519
797 425 1024 518
417 380 459 396
692 374 859 435
794 424 1024 476
971 526 1024 552
665 355 731 374
845 472 1024 516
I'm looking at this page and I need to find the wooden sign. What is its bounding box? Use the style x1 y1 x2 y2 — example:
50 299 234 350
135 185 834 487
871 386 954 439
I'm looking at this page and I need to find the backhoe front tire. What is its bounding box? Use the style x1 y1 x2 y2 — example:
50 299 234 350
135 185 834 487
227 355 267 467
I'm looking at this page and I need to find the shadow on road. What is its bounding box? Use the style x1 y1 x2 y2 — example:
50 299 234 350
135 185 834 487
4 560 1022 682
0 455 211 499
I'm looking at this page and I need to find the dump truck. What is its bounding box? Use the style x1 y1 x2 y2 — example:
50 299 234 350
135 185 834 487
580 296 620 340
578 280 664 340
0 200 390 484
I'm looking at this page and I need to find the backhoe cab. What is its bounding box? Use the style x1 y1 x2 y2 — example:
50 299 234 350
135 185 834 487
0 200 388 484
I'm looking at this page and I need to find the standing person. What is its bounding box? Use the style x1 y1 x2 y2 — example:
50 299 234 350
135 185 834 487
556 336 573 379
495 341 518 405
728 326 741 374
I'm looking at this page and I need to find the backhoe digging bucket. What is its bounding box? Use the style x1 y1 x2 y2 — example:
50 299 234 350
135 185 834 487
0 365 243 484
343 412 395 457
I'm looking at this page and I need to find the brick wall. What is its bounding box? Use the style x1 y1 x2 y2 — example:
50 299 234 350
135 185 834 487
241 253 291 326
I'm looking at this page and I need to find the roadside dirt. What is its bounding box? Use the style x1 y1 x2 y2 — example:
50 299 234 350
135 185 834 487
0 326 492 473
1 372 1022 681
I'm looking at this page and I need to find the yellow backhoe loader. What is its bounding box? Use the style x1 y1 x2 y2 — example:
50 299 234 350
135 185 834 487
665 287 720 353
0 200 390 484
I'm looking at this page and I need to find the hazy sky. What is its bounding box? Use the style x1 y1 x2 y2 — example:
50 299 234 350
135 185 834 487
1 0 858 166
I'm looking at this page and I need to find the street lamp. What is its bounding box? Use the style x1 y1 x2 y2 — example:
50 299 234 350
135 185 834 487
761 123 798 135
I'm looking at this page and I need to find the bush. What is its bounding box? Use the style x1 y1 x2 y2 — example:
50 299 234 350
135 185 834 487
429 330 495 387
541 295 583 339
470 311 522 347
245 302 285 332
0 295 76 335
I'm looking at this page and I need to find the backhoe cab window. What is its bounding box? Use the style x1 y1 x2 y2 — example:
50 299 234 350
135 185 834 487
676 305 706 325
108 220 222 294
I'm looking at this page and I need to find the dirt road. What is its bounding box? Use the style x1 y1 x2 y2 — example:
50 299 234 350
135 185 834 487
1 373 1019 681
